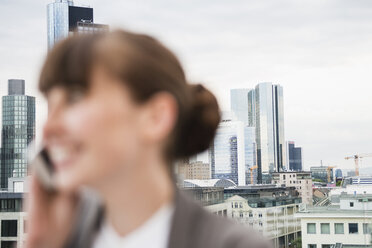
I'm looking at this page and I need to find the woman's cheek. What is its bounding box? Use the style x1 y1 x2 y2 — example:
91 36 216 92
64 104 101 136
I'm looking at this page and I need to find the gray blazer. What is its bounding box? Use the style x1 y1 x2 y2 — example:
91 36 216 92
64 190 272 248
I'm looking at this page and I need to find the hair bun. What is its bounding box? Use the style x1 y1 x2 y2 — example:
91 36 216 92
174 84 221 158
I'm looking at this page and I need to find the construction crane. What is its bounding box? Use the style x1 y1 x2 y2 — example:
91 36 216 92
327 166 336 183
345 153 372 176
249 165 258 184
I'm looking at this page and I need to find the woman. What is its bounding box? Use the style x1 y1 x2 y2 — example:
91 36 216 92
26 30 270 248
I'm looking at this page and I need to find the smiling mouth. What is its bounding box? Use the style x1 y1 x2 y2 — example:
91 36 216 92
48 145 78 170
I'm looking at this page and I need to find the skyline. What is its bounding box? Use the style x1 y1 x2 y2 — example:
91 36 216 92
0 0 371 171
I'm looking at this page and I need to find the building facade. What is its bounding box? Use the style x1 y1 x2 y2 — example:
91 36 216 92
272 171 313 205
1 80 35 189
209 113 245 186
182 187 225 206
335 169 343 179
286 141 303 171
244 126 257 184
310 166 333 183
182 179 237 189
7 177 29 193
176 161 211 181
248 83 285 182
230 88 250 126
206 195 301 248
184 183 302 247
297 193 372 248
0 192 26 248
230 89 257 185
47 0 107 49
75 21 108 34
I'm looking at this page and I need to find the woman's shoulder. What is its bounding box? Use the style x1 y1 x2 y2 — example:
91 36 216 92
169 191 272 248
65 189 272 248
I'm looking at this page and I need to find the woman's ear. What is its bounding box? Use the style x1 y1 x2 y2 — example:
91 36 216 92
139 92 178 143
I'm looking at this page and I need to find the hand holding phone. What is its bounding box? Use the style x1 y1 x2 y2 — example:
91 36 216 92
26 143 80 248
28 144 56 192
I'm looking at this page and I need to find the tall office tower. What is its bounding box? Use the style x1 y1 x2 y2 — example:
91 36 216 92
335 169 343 178
248 82 285 183
247 90 256 127
209 112 245 186
230 89 250 126
244 127 257 184
230 89 257 185
0 80 35 189
286 141 303 171
47 0 108 49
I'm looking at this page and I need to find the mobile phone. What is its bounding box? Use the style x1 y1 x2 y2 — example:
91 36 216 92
29 146 56 191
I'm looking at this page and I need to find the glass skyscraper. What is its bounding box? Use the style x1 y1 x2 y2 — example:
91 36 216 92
286 141 302 171
230 89 250 126
230 89 257 184
47 0 74 49
248 83 285 183
335 169 342 178
47 0 107 49
244 126 257 184
209 112 246 186
1 80 35 189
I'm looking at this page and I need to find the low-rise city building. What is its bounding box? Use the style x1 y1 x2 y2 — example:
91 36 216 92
182 187 224 206
183 183 302 248
176 161 211 181
182 179 236 189
330 185 372 199
297 190 372 248
7 178 28 193
223 184 300 204
0 192 26 248
206 195 301 248
342 176 372 186
310 166 333 183
272 171 313 205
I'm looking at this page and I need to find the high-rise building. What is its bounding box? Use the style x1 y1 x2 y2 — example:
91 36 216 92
335 169 343 178
247 90 256 127
248 82 285 182
230 89 257 184
209 112 246 186
47 0 108 49
286 141 303 171
244 126 257 184
230 89 250 126
75 21 108 34
1 80 35 189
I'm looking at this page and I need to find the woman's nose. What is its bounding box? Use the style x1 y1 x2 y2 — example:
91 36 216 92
43 104 64 142
43 89 68 142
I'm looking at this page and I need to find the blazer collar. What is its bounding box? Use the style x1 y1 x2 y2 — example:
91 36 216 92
167 189 199 248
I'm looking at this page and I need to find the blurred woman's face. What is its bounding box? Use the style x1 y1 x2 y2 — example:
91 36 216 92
43 67 148 192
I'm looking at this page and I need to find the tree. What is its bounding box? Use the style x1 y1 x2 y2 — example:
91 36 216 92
290 237 302 248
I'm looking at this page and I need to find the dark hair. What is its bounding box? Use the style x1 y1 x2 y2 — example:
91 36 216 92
39 30 220 161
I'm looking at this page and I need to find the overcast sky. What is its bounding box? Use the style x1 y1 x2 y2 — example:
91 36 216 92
0 0 371 171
